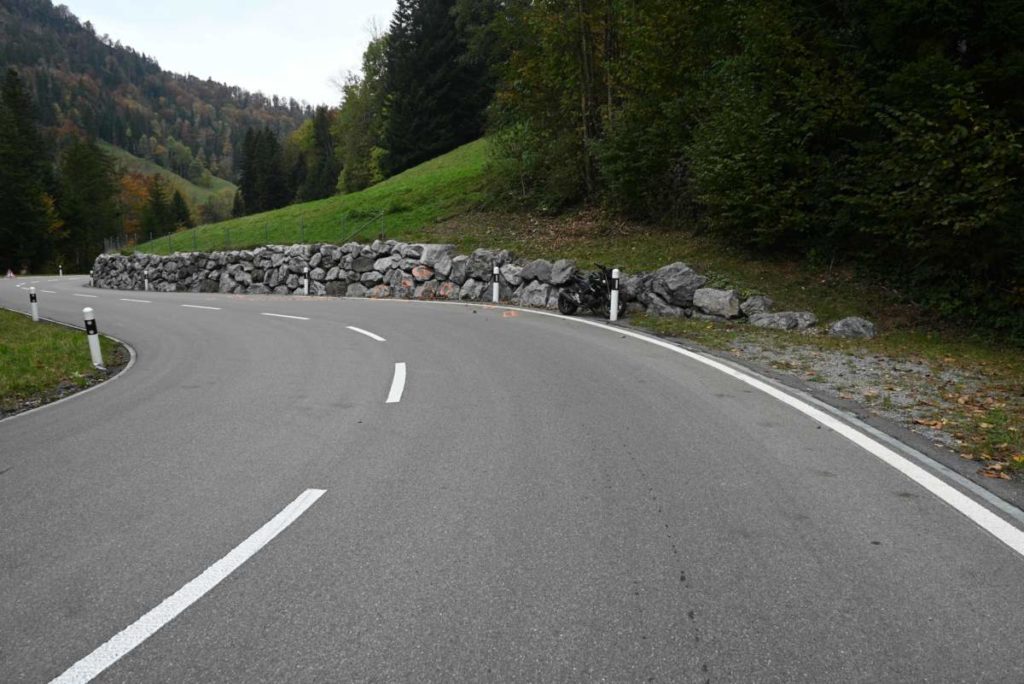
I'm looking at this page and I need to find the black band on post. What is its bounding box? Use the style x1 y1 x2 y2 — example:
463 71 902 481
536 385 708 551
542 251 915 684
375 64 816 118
85 319 98 335
29 293 37 303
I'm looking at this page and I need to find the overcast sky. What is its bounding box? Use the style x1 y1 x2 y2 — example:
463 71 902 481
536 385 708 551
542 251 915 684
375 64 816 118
62 0 397 107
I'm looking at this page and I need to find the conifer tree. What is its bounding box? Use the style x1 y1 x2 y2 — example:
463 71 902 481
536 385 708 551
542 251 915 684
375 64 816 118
383 0 491 174
0 68 56 272
57 137 118 270
169 190 193 228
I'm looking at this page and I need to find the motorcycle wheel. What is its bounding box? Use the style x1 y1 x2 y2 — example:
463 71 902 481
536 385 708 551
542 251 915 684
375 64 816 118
557 291 579 315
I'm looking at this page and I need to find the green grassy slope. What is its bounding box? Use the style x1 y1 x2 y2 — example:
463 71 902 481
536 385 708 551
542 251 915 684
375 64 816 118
136 139 489 254
99 141 237 210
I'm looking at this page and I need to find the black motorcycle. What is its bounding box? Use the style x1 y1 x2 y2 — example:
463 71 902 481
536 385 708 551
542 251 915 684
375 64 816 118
557 263 626 318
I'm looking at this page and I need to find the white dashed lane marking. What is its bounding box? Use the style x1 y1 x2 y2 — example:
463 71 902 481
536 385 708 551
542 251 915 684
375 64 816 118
346 326 386 342
260 313 310 321
386 362 407 404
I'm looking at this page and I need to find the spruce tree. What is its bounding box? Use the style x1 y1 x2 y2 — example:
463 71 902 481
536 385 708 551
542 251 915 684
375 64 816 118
0 68 56 272
169 190 193 228
383 0 491 175
57 137 118 271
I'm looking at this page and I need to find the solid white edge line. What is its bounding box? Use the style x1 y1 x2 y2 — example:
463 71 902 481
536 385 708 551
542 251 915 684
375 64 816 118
50 488 326 684
119 298 152 303
386 362 406 404
261 312 310 321
536 308 1024 558
344 296 1024 558
180 304 221 310
346 325 386 342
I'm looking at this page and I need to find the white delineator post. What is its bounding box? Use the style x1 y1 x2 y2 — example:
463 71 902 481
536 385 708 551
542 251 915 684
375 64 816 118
303 266 310 296
29 286 39 322
492 265 500 303
144 269 150 292
89 270 94 287
58 265 63 278
83 307 104 369
610 268 620 322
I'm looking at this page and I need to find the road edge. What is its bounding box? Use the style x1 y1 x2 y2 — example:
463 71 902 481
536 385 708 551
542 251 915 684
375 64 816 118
0 306 137 424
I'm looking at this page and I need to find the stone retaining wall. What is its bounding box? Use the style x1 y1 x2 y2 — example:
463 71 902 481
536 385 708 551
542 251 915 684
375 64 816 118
92 241 844 332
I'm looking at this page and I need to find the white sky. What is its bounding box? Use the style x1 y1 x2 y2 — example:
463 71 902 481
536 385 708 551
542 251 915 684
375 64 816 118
61 0 397 107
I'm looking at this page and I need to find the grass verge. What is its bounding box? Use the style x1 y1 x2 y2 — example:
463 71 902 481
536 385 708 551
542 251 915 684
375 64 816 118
0 309 125 417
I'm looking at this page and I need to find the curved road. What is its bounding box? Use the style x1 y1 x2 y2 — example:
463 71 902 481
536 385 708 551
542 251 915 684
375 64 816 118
1 276 1022 682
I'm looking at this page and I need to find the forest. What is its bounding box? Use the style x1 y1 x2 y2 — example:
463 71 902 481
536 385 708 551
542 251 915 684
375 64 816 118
1 0 1021 337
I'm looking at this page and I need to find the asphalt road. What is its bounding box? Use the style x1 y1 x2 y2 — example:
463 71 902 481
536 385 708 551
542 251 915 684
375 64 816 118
1 275 1022 683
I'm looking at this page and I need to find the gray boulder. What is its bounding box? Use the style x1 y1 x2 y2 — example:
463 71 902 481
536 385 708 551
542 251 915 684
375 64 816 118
401 243 425 259
642 292 689 318
828 316 876 339
351 254 375 273
749 311 817 331
550 259 576 286
467 249 499 281
419 244 455 267
361 271 383 286
325 266 341 281
651 262 707 307
520 259 553 283
517 280 551 308
693 288 741 319
621 273 650 303
740 295 774 317
500 263 524 287
449 255 470 285
325 281 347 296
374 256 399 273
309 267 326 282
434 254 453 278
459 278 487 301
345 283 368 298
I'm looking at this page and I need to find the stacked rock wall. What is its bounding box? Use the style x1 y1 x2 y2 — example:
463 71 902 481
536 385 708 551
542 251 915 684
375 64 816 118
92 241 834 331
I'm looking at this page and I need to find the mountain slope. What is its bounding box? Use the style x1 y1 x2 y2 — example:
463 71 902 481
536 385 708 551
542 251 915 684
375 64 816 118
0 0 309 182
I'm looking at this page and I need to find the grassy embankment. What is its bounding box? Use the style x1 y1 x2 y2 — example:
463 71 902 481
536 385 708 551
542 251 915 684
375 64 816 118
0 309 122 415
132 138 1023 473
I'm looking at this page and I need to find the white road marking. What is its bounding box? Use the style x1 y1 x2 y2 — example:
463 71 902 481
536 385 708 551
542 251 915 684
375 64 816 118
347 297 1024 557
181 304 221 310
72 293 98 298
261 313 310 321
41 290 57 294
49 488 326 684
386 362 406 404
119 298 152 304
523 308 1024 559
346 325 386 342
